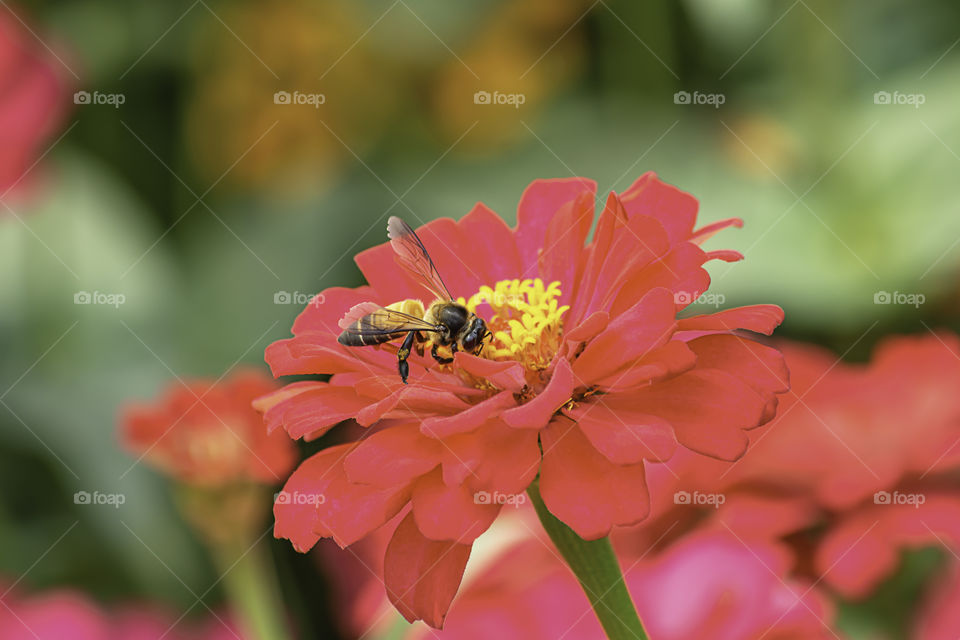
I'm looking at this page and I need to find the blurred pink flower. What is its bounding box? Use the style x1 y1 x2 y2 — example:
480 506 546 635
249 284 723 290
816 494 960 598
629 531 836 640
399 527 836 640
0 590 108 640
0 6 69 196
916 563 960 640
0 583 242 640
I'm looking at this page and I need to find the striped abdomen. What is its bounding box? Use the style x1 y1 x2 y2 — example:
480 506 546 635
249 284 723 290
337 326 409 347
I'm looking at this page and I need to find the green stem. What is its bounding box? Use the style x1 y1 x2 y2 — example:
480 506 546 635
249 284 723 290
216 539 293 640
527 479 649 640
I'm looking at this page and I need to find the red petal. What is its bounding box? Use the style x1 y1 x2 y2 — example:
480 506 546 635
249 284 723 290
568 401 677 464
592 340 697 392
279 446 412 549
343 423 441 487
689 217 743 244
441 420 541 494
572 288 677 384
569 193 629 324
252 380 319 415
610 242 710 317
622 369 766 460
563 311 609 343
261 382 369 440
539 191 595 305
539 417 650 539
459 202 522 284
687 334 790 397
356 385 470 426
454 353 527 392
421 391 517 438
318 484 411 549
274 444 350 552
411 469 501 542
384 512 472 628
704 249 743 263
291 286 379 334
677 305 785 336
266 334 379 377
575 207 671 321
618 172 698 244
515 177 596 272
503 358 575 429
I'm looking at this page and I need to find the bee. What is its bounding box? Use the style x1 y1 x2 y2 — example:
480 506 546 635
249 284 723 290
337 216 489 384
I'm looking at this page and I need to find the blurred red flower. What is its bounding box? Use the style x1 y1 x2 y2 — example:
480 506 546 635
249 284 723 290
260 173 788 627
0 582 242 640
723 335 960 511
0 6 69 196
120 368 296 486
617 332 960 639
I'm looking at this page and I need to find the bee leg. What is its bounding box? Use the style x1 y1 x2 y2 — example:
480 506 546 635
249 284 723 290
476 331 490 356
413 331 425 357
430 343 454 365
398 331 416 384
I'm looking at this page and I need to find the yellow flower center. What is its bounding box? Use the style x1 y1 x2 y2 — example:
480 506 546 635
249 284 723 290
459 278 569 371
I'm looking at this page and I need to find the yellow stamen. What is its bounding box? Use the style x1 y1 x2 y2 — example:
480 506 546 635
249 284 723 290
459 278 568 371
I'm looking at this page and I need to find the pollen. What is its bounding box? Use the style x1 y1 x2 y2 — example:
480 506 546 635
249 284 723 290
461 278 569 371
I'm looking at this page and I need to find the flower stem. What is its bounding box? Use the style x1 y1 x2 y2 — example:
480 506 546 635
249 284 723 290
176 484 293 640
216 538 293 640
527 479 649 640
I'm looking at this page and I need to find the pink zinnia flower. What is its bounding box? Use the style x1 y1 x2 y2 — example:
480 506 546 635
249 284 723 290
0 7 68 196
0 582 242 640
260 173 788 626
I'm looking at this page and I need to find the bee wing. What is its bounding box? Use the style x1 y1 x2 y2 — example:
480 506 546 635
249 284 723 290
387 216 454 301
338 302 438 337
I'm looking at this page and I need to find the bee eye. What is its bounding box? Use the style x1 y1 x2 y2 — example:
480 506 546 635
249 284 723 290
462 332 478 351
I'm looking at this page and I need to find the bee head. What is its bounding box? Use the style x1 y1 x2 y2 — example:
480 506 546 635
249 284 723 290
460 317 488 353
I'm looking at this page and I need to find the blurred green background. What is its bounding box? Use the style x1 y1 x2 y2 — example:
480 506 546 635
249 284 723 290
2 0 959 638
